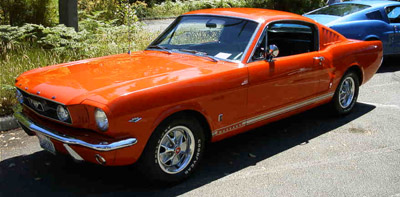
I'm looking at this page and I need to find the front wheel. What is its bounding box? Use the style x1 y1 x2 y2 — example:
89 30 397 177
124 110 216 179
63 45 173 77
331 71 360 115
139 116 205 183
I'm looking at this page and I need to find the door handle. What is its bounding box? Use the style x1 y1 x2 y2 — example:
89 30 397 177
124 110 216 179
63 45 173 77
314 56 325 61
314 56 325 66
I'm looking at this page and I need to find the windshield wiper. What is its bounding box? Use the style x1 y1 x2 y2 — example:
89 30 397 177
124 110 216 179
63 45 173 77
177 49 219 62
147 45 172 54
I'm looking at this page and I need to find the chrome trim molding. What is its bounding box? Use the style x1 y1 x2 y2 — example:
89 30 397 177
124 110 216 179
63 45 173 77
63 144 84 161
22 103 74 125
241 22 262 63
17 87 74 125
212 92 334 136
246 24 267 64
14 111 137 151
128 117 142 123
246 92 333 125
17 87 65 105
213 121 246 137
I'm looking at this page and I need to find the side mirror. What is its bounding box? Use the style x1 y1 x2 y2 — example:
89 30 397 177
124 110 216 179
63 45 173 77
266 44 279 62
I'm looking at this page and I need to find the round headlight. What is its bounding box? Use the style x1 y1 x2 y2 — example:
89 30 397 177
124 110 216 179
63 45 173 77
57 105 70 122
95 108 109 131
16 89 24 104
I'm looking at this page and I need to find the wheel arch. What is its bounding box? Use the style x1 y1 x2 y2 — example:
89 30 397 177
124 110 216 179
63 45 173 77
152 108 213 143
364 36 380 41
346 65 364 85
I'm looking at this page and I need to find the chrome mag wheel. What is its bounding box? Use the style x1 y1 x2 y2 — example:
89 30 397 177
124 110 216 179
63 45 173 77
157 126 195 174
339 76 355 109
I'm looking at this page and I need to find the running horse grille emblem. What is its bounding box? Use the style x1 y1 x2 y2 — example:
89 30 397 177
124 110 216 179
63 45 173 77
27 98 47 112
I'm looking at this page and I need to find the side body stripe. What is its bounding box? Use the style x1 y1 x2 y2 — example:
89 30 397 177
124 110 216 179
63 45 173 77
212 92 334 136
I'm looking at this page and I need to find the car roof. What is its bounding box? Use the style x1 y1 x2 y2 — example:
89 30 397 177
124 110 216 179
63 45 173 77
184 8 316 24
334 0 400 7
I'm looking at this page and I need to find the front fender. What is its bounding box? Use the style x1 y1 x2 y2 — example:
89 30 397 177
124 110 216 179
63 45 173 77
150 102 214 133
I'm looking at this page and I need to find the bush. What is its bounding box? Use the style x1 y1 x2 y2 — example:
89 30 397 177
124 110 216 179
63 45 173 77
78 0 144 25
267 0 325 14
137 0 325 19
0 0 58 26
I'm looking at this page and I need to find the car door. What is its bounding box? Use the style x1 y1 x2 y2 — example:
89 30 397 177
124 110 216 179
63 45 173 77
386 6 400 53
246 21 328 121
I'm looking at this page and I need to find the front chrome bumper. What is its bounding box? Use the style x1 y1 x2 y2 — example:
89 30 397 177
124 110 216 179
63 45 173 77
13 111 137 152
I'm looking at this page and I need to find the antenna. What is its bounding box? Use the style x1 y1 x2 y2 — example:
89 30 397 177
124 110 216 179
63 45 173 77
127 2 132 55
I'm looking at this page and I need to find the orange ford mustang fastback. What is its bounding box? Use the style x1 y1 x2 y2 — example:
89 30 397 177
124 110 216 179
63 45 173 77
14 8 383 183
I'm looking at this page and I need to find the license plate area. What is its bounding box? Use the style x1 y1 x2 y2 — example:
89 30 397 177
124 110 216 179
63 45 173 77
36 133 56 155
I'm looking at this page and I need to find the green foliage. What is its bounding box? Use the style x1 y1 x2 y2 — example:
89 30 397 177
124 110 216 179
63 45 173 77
138 0 248 18
267 0 326 14
0 14 159 116
0 0 58 26
78 0 142 25
137 0 325 19
0 24 83 52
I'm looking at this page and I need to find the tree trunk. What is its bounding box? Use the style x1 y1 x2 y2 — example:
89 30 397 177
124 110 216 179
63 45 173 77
59 0 78 31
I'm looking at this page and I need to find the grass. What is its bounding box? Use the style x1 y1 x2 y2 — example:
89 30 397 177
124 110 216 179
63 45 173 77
0 26 159 116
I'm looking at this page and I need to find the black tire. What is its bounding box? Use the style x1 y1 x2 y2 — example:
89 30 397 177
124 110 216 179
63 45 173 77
331 71 360 115
138 115 205 183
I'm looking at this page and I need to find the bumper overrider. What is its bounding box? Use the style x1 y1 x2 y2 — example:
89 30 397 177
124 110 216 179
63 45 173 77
13 106 137 165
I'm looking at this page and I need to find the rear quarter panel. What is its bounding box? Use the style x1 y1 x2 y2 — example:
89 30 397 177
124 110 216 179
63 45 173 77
321 39 383 90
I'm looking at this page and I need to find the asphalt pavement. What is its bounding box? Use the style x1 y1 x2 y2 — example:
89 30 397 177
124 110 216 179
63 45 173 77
1 56 400 197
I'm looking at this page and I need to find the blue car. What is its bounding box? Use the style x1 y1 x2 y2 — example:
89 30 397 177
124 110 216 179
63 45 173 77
304 0 400 55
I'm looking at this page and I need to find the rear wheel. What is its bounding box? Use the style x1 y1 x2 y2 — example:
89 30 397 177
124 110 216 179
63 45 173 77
139 116 205 183
331 71 360 115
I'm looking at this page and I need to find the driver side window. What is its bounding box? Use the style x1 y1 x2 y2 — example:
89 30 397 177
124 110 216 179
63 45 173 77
251 22 318 61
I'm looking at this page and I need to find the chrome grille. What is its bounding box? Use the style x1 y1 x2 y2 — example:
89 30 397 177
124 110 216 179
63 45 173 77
19 89 72 124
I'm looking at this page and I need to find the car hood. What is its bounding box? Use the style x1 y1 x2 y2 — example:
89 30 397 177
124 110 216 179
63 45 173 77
304 14 341 26
16 51 237 105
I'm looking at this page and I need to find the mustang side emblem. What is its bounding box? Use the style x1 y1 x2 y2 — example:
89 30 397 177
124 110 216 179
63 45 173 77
128 117 142 123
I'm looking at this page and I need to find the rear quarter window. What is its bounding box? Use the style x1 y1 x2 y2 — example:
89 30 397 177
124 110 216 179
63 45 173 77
366 10 384 20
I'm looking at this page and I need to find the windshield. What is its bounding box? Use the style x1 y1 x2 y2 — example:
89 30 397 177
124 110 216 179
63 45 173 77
307 3 371 17
149 15 258 61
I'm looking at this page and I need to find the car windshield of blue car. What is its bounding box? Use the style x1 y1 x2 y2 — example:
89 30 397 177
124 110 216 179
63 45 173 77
149 15 258 61
308 3 371 17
